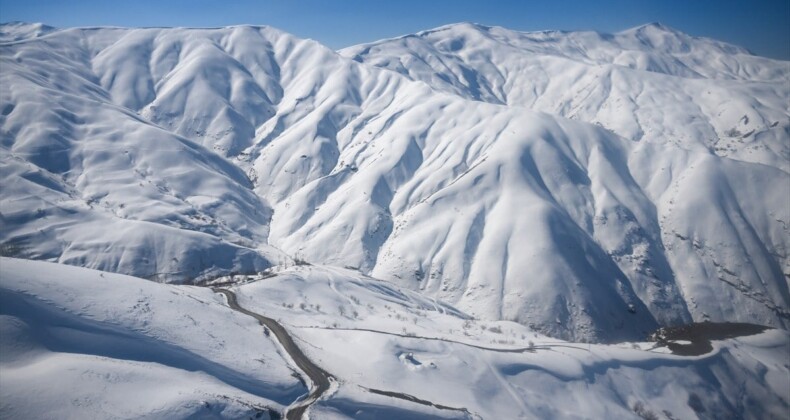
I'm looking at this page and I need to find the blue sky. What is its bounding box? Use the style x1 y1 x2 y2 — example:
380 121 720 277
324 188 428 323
1 0 788 59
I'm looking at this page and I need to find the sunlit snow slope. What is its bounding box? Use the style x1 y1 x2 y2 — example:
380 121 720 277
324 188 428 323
0 257 302 419
1 22 787 341
342 22 789 170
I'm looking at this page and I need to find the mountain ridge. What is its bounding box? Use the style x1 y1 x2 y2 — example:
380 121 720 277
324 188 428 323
1 21 787 341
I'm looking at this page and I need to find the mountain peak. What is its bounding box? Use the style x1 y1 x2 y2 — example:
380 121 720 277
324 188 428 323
617 22 751 56
640 22 673 30
620 22 684 36
414 21 493 38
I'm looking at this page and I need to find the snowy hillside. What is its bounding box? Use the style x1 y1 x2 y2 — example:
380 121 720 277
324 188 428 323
2 258 788 419
1 22 788 342
0 257 302 419
341 22 789 169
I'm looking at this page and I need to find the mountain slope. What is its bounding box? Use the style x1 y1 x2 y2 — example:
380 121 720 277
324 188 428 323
1 25 285 281
1 22 787 341
341 22 789 170
0 257 302 418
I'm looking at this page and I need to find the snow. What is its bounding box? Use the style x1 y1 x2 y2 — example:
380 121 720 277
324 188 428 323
0 257 302 419
226 265 790 419
1 21 787 342
3 258 786 418
2 19 788 417
341 22 789 169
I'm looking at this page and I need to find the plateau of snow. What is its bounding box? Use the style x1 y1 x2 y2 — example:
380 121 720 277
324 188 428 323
1 21 788 345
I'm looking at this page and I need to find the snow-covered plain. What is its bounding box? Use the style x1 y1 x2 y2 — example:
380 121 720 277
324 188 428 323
2 258 788 419
1 21 787 342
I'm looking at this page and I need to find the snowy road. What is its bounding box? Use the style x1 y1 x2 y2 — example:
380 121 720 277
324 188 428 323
213 288 332 420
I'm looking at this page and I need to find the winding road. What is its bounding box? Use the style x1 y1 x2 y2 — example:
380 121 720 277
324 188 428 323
213 288 332 420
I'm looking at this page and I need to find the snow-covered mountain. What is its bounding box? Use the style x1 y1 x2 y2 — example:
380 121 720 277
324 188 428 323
1 22 788 342
342 22 789 169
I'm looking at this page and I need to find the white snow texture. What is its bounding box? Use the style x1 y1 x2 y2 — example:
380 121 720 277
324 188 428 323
1 21 788 344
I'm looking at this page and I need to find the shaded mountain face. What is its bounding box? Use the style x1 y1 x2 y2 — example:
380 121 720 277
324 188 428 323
1 22 787 341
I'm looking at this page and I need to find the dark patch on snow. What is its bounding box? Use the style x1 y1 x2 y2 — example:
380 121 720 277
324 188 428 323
648 322 769 356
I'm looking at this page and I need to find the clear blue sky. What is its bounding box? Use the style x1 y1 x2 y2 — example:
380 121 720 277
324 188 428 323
1 0 788 59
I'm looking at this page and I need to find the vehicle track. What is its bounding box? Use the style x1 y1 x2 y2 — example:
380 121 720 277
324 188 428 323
214 288 332 420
